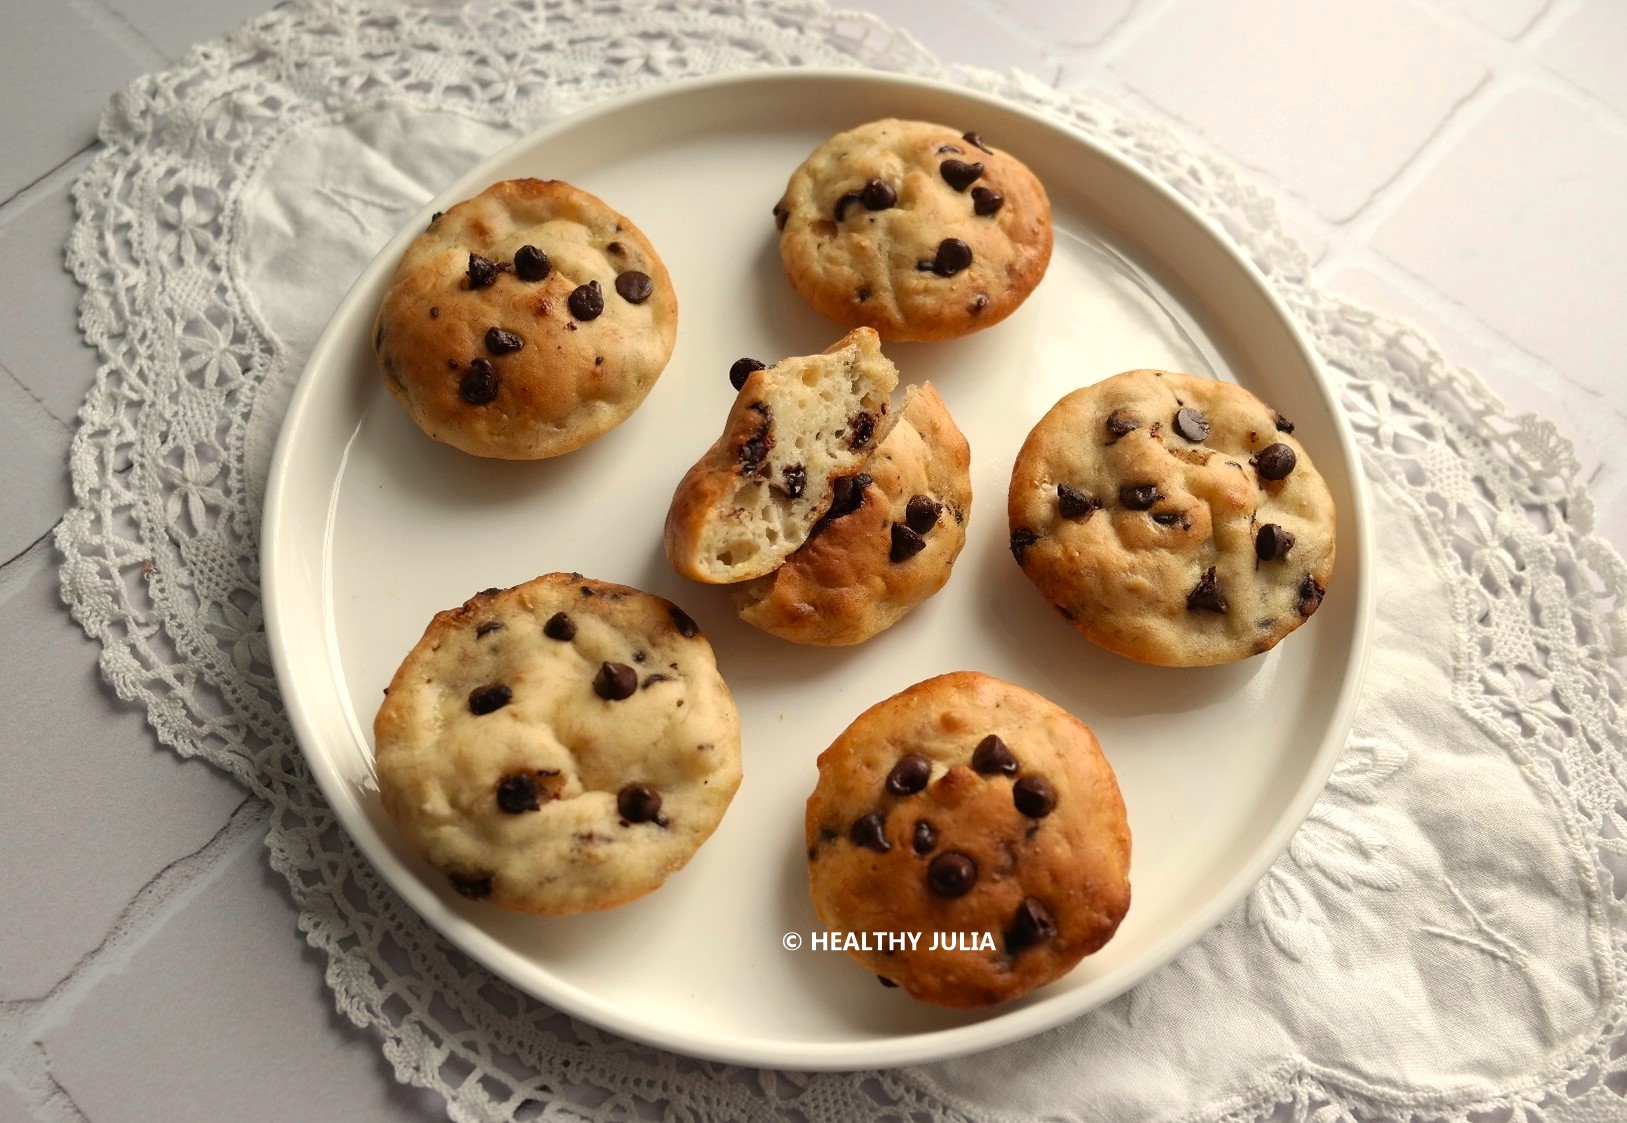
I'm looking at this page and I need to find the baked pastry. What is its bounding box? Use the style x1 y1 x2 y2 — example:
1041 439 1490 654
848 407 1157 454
774 119 1052 342
372 178 677 460
664 327 897 583
805 671 1131 1008
1007 369 1336 666
734 382 971 645
374 573 741 915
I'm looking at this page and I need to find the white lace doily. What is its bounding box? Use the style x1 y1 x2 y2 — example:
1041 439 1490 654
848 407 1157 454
58 1 1627 1120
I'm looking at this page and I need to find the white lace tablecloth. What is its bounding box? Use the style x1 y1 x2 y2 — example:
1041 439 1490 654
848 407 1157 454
57 1 1627 1119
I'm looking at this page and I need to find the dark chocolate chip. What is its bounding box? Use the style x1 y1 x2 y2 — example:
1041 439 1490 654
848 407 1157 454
886 754 932 796
1255 443 1298 480
448 872 492 899
833 191 865 221
971 186 1004 216
1006 897 1058 952
930 238 973 276
669 605 700 638
459 358 499 405
606 241 626 257
468 683 512 715
467 253 498 289
617 784 662 823
430 211 443 224
878 975 899 988
1013 775 1056 818
905 494 941 533
1298 575 1326 617
1255 523 1296 561
1174 407 1210 442
513 244 551 281
1010 528 1039 563
827 474 872 519
429 306 440 318
568 280 604 321
850 813 891 853
729 357 765 390
890 523 927 562
928 852 977 897
641 673 672 689
1274 412 1295 434
972 734 1018 776
857 287 873 302
593 661 638 701
962 130 993 154
970 293 988 314
476 620 503 638
1186 566 1228 613
739 433 771 475
543 612 576 641
1106 409 1140 438
1119 484 1161 510
1057 484 1100 520
940 159 984 191
1152 512 1187 527
912 820 937 855
782 464 806 499
615 270 653 304
848 410 876 449
496 773 542 814
862 179 896 209
485 327 524 354
773 203 789 232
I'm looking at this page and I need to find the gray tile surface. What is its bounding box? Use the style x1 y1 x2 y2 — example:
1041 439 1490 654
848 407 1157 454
0 6 144 202
0 176 102 427
41 838 446 1123
102 0 282 59
1112 0 1488 221
1373 85 1627 390
1538 0 1627 115
0 376 69 566
0 558 244 998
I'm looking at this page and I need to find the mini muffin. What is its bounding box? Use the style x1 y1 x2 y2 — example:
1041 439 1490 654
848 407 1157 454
735 382 972 645
774 119 1052 342
664 327 898 584
373 178 677 459
374 574 741 915
806 671 1131 1008
1008 369 1336 666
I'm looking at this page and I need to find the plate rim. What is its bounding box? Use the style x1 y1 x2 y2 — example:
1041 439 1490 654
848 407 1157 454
262 65 1376 1071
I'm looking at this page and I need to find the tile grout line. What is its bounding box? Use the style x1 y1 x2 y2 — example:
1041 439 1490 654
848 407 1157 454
1340 0 1627 241
0 798 269 1066
0 148 99 220
0 535 61 610
63 0 169 69
1 359 73 433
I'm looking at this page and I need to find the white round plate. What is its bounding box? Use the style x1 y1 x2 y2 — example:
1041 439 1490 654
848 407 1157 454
263 69 1373 1071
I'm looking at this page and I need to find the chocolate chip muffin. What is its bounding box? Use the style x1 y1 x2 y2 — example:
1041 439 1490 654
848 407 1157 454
664 327 898 584
734 382 972 645
774 119 1052 342
1008 369 1336 666
373 178 677 459
374 573 741 915
805 672 1131 1009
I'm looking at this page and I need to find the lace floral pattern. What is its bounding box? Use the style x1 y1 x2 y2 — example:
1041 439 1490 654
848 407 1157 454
57 2 1627 1121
